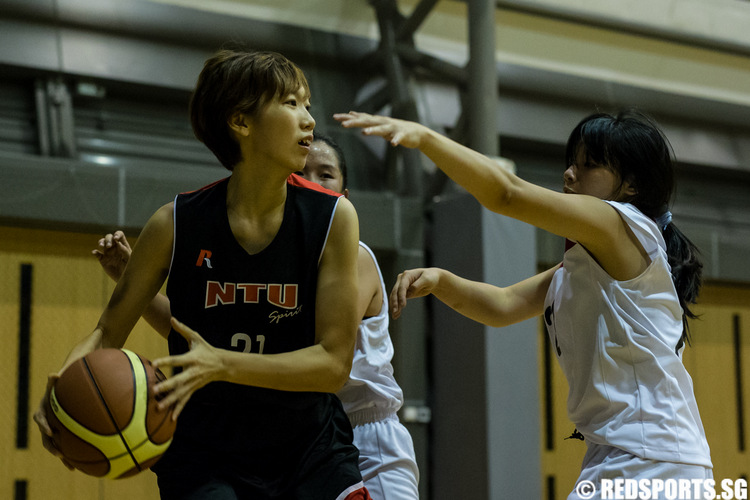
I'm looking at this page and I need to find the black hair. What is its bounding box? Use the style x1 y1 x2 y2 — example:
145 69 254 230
190 49 309 170
565 109 703 351
313 133 348 190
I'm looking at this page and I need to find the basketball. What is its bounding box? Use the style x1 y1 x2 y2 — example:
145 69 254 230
44 348 177 479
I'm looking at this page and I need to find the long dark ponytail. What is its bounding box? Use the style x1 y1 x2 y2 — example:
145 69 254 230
662 223 702 350
566 109 703 351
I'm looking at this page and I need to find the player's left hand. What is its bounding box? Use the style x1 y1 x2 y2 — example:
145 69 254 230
152 317 225 420
92 231 132 282
389 267 440 319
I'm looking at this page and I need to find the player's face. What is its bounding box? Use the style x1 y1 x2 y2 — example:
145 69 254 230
563 145 629 201
297 141 345 194
249 86 315 172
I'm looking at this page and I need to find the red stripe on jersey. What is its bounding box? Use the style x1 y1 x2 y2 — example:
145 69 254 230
180 176 230 196
181 175 340 198
287 173 343 198
343 487 372 500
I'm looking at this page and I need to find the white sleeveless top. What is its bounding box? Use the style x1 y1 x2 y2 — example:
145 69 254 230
543 201 711 467
336 242 404 419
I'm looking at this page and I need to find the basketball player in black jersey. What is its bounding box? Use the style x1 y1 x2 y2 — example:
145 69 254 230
94 134 422 498
35 49 370 500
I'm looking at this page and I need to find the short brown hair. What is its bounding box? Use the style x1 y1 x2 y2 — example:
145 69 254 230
190 49 310 170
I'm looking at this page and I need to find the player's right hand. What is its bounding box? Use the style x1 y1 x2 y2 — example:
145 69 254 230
92 231 132 282
33 373 74 470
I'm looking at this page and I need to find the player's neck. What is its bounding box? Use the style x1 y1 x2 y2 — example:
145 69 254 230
226 164 288 219
226 171 287 255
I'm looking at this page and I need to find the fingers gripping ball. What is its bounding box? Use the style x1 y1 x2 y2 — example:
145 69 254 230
44 348 177 479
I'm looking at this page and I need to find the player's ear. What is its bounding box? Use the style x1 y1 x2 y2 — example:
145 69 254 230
228 112 250 137
616 173 637 201
622 179 637 198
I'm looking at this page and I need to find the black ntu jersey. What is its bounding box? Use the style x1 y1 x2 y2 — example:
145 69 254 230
153 176 362 499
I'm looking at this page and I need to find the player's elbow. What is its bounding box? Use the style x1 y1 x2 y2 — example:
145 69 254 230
327 355 352 393
485 316 511 329
478 179 515 214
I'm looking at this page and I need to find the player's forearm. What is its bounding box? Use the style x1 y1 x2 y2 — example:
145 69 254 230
219 343 352 393
419 128 519 214
432 267 549 328
142 294 172 339
58 328 104 374
431 269 512 327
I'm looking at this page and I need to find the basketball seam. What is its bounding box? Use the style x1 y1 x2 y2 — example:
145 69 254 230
83 354 143 473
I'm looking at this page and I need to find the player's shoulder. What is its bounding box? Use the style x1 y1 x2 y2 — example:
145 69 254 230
150 201 175 226
357 242 380 277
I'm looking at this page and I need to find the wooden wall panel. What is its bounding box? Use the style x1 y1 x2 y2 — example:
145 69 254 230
685 284 750 482
1 226 166 500
0 257 22 499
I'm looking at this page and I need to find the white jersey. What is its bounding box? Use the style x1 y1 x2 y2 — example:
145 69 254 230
544 201 711 468
337 243 420 498
337 242 404 420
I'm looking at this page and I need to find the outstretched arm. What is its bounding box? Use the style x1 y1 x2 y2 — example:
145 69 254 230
335 112 648 281
335 112 519 215
390 265 559 327
93 231 172 338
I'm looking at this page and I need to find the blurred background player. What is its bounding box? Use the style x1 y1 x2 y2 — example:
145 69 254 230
35 49 369 500
94 133 420 499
